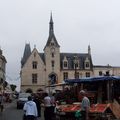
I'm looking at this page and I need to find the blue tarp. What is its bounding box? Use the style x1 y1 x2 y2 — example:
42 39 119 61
64 76 120 84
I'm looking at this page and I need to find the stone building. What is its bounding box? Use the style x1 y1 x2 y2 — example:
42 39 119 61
0 48 7 93
20 15 93 93
93 65 120 77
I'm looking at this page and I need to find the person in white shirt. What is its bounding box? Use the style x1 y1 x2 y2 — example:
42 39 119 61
51 93 56 120
44 93 52 120
23 96 38 120
80 90 90 120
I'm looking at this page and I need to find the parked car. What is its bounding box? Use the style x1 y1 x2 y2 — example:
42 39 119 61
17 93 31 109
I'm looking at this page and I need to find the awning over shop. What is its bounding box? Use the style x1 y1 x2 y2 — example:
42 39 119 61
64 76 120 84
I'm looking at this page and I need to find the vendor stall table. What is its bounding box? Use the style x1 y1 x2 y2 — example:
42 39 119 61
56 103 116 120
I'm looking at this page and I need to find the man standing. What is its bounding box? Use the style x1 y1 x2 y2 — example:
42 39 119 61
44 93 52 120
79 90 90 120
23 96 38 120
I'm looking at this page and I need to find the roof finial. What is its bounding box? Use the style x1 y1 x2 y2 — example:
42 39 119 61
50 11 53 23
34 44 36 48
49 12 54 35
88 44 91 55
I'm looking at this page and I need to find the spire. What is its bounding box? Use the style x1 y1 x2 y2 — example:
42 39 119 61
21 43 31 67
49 12 54 35
88 44 91 55
44 13 60 50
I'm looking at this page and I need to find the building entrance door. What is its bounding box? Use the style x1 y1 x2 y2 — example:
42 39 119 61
49 73 57 85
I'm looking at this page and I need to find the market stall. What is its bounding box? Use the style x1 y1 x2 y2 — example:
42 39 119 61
56 103 116 120
59 76 120 119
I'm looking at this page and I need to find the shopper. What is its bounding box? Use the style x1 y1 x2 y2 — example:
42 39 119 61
23 96 38 120
79 90 90 120
51 93 56 120
44 93 52 120
33 94 41 118
0 94 4 112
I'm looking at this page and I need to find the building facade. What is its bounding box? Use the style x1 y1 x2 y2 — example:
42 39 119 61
20 15 93 92
0 48 7 93
20 15 120 93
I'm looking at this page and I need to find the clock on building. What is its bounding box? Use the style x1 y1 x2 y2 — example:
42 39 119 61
51 47 55 53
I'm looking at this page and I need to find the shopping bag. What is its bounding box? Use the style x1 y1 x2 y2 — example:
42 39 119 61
75 110 82 118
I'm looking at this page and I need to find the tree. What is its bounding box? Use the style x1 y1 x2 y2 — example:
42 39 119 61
3 81 8 89
10 84 17 92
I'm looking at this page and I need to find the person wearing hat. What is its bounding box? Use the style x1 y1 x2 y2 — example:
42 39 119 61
79 90 90 120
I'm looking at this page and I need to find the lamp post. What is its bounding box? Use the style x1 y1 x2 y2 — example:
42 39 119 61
74 55 79 101
74 55 78 79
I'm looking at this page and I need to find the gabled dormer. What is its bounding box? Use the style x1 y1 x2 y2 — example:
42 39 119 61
84 57 90 69
62 56 68 69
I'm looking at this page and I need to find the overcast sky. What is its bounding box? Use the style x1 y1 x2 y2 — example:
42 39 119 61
0 0 120 89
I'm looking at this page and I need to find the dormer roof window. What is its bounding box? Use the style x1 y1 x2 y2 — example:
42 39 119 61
85 57 90 69
63 56 68 69
51 42 54 46
64 61 68 68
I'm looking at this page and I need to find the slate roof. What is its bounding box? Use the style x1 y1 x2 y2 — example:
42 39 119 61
32 52 93 70
44 33 60 49
21 43 31 67
60 53 93 70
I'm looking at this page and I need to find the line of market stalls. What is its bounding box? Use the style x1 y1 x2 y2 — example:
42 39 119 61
64 76 120 104
53 76 120 120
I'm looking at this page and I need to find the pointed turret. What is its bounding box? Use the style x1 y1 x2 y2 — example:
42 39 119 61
88 44 91 55
44 13 60 50
49 13 54 35
21 43 31 67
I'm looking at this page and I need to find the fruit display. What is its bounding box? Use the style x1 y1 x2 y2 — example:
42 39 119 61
57 103 111 113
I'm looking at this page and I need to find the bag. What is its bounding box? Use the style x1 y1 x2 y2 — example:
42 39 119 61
75 110 82 118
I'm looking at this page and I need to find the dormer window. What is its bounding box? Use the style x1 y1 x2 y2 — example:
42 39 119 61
51 42 54 46
64 61 68 67
85 62 90 68
85 57 90 69
74 55 79 69
63 56 68 69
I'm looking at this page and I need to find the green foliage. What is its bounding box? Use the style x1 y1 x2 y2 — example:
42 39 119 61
10 84 17 91
3 81 8 89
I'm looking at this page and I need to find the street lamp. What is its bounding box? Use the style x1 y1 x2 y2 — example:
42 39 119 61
74 55 78 79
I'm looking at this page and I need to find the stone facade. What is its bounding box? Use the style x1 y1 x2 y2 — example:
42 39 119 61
0 49 7 93
20 15 93 93
93 65 120 76
20 15 120 93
